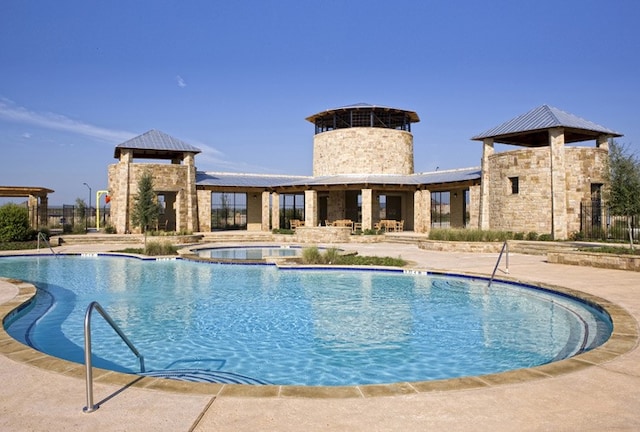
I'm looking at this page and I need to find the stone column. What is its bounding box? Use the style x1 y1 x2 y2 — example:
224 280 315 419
184 152 199 232
261 191 271 231
304 190 318 227
28 195 38 228
479 138 494 230
549 128 568 240
361 188 373 231
39 195 48 227
596 135 609 150
413 189 431 233
271 193 280 230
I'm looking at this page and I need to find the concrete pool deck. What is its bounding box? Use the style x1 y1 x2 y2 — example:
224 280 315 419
1 241 639 431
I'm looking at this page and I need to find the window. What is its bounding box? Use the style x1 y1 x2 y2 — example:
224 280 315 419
509 177 519 194
280 193 305 229
211 192 247 230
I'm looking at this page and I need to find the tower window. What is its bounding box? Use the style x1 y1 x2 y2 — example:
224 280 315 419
509 177 519 194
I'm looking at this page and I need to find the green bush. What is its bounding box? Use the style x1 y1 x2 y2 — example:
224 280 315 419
526 231 539 241
272 228 294 235
104 225 117 234
144 241 177 256
538 233 553 241
300 246 406 267
301 246 324 264
0 203 33 242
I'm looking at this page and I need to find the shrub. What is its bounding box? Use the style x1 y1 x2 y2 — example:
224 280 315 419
272 228 294 235
104 225 117 234
300 247 406 267
301 246 324 264
0 203 33 242
513 232 525 240
526 231 539 241
538 233 553 241
144 241 177 256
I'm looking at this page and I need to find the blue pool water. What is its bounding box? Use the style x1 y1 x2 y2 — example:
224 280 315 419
2 255 612 386
196 246 302 260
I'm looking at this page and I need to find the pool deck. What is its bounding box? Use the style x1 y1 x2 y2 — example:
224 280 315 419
1 240 639 431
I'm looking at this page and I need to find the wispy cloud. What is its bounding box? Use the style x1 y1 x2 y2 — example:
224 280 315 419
21 132 32 139
176 75 187 88
0 98 135 143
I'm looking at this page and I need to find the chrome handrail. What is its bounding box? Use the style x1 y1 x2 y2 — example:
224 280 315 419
83 301 145 413
36 232 57 255
488 240 509 288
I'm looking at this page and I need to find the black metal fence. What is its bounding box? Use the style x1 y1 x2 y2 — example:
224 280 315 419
580 200 640 242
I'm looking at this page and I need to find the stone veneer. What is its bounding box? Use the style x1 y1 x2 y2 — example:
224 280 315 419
485 146 607 236
313 128 414 176
108 157 199 234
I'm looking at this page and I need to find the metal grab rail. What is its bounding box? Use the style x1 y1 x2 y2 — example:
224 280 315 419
488 241 509 288
83 301 145 413
36 232 57 255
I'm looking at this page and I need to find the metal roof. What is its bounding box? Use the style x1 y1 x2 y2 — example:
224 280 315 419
196 172 312 188
305 103 420 124
472 105 622 146
196 167 481 189
114 130 202 159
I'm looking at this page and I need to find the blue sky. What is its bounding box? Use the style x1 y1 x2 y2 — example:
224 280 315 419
1 0 638 205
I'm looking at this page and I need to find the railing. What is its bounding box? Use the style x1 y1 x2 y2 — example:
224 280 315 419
36 232 57 255
488 241 509 288
83 301 145 413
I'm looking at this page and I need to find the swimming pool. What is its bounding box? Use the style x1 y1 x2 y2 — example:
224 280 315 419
195 246 303 260
2 255 612 386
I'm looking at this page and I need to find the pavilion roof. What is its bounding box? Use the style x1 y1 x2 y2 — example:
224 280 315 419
472 105 622 146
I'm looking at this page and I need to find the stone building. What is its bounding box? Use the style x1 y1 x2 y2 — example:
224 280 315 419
106 104 621 239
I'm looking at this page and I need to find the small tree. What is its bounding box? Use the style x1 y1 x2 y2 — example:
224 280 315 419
130 170 161 246
0 203 33 242
606 141 640 249
75 198 87 231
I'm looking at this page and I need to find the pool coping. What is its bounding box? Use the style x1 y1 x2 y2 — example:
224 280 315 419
0 257 638 399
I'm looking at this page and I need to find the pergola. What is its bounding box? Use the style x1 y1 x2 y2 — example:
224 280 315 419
0 186 54 228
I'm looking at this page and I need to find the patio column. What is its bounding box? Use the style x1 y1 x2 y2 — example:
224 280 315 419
304 190 318 227
414 189 431 233
549 128 568 240
261 191 270 231
39 195 49 228
479 138 494 230
271 192 280 230
28 195 38 229
361 188 373 231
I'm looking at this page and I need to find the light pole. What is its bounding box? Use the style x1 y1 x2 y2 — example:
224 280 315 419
83 182 92 231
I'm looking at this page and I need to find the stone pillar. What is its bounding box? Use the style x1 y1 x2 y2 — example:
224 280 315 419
413 189 431 233
468 185 481 229
271 193 280 230
549 128 568 240
28 195 38 228
261 191 271 231
39 195 48 227
596 135 609 150
304 190 318 227
361 188 373 231
479 138 494 230
184 152 199 232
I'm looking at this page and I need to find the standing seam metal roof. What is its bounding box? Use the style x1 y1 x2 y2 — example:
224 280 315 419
472 105 622 141
196 167 481 189
114 129 202 157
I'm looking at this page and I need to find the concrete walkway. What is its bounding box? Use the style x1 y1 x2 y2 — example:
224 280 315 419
1 242 639 431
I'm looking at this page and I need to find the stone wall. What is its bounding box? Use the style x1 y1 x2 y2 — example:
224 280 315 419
107 161 196 234
485 146 607 236
313 128 414 176
294 226 353 243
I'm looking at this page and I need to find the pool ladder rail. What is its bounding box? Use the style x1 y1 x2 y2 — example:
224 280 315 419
36 232 57 255
488 240 509 288
83 301 145 413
